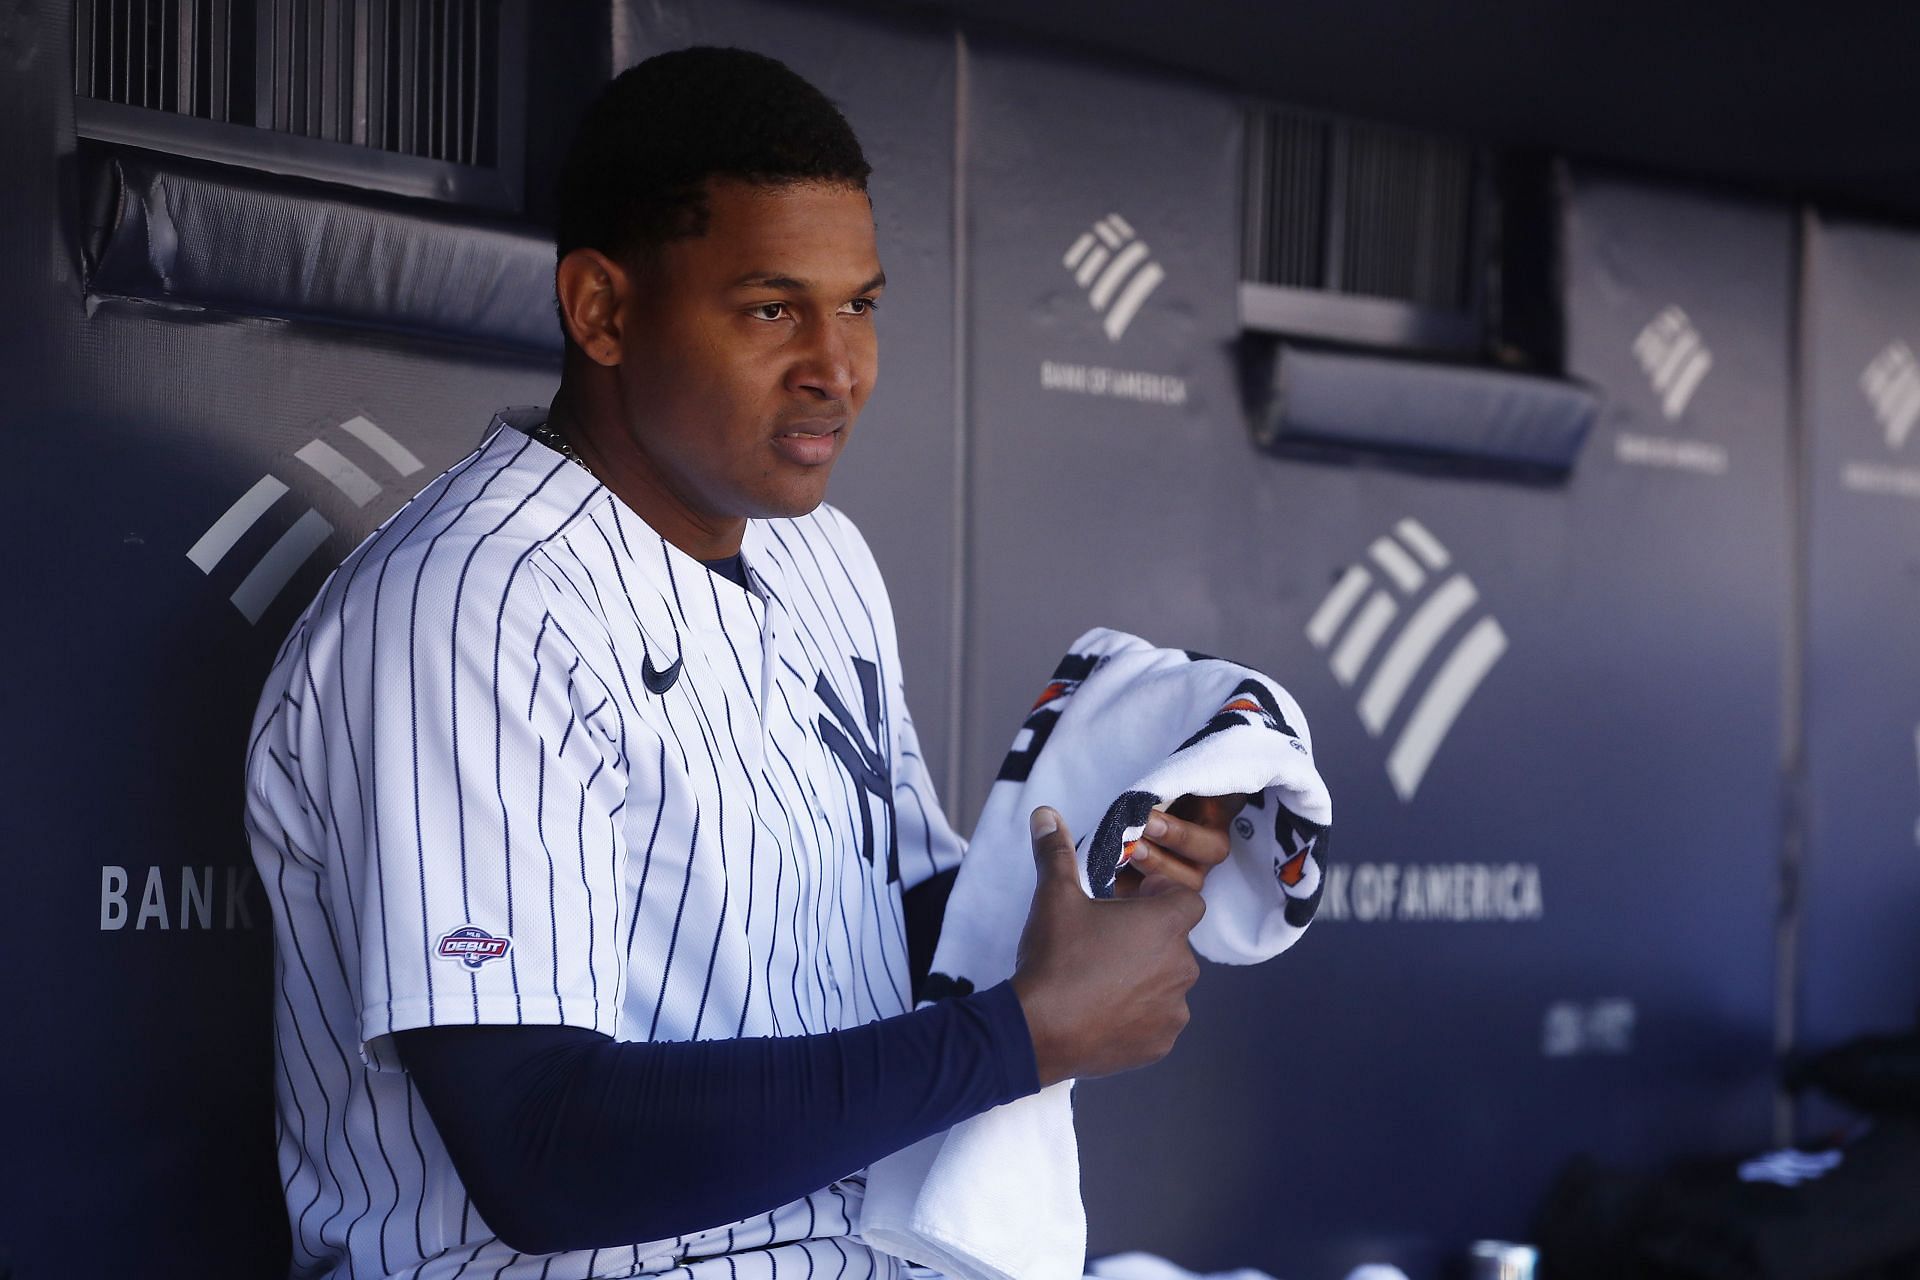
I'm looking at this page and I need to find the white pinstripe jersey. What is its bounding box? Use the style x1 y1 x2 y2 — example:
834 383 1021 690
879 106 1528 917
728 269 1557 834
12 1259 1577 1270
244 409 965 1280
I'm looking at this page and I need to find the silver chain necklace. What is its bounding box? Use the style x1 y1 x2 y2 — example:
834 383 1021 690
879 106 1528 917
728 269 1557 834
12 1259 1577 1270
529 417 592 474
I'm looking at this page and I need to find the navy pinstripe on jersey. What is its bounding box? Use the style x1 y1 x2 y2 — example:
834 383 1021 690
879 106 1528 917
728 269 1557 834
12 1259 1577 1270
245 409 964 1280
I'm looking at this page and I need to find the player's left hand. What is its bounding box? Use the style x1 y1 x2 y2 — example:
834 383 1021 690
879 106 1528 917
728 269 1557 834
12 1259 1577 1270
1112 793 1250 898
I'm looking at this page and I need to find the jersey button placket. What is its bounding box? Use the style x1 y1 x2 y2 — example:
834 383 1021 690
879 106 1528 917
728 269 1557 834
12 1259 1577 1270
756 592 780 731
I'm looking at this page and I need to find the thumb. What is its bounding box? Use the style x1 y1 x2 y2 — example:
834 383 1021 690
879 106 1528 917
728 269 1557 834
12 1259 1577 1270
1029 806 1084 891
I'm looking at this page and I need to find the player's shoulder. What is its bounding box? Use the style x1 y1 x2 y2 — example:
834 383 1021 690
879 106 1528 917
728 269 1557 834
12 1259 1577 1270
377 417 603 561
762 501 886 591
302 419 604 640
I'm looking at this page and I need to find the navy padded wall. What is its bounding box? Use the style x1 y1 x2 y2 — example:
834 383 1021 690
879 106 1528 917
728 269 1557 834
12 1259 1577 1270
959 31 1794 1270
1798 214 1920 1064
1 8 562 1275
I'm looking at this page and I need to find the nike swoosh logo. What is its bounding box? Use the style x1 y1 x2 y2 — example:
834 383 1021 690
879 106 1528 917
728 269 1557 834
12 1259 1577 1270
642 647 682 695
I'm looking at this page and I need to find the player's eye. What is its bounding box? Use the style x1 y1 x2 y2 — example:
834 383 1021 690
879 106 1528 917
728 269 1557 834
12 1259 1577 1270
841 297 880 317
748 302 790 322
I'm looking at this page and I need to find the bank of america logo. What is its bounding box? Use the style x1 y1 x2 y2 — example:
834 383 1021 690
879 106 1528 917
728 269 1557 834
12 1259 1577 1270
1632 305 1713 421
187 414 423 624
1062 213 1165 341
1861 341 1920 451
1306 519 1509 801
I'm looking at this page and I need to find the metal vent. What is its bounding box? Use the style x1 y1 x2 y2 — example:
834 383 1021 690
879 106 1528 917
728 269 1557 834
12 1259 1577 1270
75 1 255 123
262 0 500 165
1244 111 1329 293
1242 107 1486 351
1245 108 1480 310
74 0 523 209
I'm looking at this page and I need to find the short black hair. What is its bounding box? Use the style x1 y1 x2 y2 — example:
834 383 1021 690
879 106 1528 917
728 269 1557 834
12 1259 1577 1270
554 46 871 269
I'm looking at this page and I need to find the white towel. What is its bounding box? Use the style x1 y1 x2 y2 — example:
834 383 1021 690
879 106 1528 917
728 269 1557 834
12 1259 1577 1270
860 628 1333 1280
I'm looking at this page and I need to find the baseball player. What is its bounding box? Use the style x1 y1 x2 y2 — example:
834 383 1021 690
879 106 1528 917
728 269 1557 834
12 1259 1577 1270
244 47 1236 1280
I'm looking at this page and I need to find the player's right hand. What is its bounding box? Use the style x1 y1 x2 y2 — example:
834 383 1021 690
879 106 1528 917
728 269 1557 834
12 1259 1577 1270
1008 805 1206 1087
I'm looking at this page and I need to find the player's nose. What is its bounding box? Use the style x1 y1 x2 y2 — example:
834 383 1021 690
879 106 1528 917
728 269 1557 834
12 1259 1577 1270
786 317 859 402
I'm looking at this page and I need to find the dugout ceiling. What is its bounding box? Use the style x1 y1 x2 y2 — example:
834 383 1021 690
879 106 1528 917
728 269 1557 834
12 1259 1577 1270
893 0 1920 223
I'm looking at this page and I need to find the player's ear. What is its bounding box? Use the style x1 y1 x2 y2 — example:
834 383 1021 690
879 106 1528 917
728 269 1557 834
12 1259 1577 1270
555 247 631 367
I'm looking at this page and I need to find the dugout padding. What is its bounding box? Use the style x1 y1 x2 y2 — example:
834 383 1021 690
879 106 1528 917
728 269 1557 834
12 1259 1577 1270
1797 215 1920 1064
958 38 1793 1274
1 8 566 1276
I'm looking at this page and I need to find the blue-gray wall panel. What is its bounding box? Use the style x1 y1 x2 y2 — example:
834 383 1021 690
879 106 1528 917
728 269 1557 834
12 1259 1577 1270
0 9 562 1276
961 37 1791 1270
1799 214 1920 1056
958 40 1249 817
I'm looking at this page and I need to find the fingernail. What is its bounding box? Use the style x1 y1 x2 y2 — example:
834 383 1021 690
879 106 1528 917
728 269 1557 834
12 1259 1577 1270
1144 814 1168 840
1030 806 1059 838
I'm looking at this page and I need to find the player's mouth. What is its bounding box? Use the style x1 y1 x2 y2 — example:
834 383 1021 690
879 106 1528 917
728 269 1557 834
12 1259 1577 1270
770 420 845 466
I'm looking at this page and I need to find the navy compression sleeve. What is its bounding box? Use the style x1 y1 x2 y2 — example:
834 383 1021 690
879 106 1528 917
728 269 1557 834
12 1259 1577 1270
394 980 1038 1255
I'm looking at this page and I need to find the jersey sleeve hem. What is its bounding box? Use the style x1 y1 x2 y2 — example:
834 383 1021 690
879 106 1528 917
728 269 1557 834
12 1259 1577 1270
361 995 615 1071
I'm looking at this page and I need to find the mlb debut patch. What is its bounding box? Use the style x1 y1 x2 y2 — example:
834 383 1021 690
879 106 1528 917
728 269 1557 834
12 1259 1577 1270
435 925 512 969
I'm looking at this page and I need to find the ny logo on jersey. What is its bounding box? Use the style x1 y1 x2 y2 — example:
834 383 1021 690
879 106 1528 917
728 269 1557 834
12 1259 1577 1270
816 657 899 883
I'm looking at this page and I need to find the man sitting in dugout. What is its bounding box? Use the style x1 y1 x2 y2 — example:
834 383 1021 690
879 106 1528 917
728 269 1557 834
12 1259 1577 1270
244 45 1237 1280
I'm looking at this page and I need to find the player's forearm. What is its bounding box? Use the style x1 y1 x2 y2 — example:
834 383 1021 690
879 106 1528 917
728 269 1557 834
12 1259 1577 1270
396 981 1039 1255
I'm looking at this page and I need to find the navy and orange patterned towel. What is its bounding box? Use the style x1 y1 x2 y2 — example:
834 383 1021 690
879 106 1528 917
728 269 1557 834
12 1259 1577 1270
861 627 1333 1280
